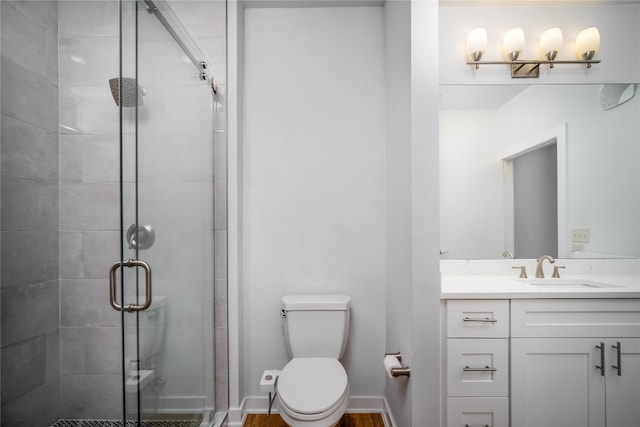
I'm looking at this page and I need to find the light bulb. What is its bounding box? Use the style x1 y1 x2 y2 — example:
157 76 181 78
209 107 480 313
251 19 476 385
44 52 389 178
576 27 600 61
467 28 487 62
503 28 525 61
540 27 563 63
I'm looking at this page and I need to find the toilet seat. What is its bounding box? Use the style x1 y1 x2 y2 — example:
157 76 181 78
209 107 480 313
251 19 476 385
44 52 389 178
278 358 349 421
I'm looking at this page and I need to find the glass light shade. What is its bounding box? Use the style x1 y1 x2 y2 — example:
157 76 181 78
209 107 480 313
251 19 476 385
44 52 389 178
576 27 600 60
540 27 563 59
503 27 525 60
467 28 487 61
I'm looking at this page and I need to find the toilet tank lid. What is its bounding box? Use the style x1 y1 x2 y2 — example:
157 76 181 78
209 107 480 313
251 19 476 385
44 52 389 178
282 295 351 311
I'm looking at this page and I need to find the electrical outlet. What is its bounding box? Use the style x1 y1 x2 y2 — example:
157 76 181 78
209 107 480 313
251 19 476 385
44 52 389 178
260 369 279 393
572 228 591 243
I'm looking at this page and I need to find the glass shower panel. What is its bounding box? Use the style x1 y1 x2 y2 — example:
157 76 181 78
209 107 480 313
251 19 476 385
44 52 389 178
118 0 143 424
120 1 216 423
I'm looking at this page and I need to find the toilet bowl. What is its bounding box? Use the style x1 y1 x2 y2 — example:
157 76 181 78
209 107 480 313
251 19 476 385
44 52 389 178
277 358 349 427
277 295 352 427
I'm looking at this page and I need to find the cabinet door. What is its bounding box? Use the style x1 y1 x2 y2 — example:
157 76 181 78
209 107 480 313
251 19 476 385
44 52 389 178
511 338 606 427
605 338 640 427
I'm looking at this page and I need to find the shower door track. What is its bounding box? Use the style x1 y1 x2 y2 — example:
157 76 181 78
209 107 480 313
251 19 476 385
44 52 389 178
142 0 213 83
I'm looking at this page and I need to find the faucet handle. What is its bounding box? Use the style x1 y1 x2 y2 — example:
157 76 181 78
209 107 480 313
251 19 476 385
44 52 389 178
552 266 566 278
512 265 528 278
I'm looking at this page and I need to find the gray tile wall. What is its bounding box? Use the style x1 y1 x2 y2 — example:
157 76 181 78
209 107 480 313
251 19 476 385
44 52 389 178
57 0 122 418
0 0 227 423
0 1 61 426
56 0 228 419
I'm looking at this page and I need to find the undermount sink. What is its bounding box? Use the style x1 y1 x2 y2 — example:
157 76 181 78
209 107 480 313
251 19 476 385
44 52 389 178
517 279 619 289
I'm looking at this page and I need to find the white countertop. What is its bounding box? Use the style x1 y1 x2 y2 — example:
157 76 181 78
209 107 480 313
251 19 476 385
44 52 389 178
440 259 640 299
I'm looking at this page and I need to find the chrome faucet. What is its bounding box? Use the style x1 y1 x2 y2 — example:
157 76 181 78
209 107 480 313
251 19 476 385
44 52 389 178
535 255 555 278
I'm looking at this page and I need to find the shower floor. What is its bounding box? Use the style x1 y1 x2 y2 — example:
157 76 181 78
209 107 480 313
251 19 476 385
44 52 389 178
51 420 202 427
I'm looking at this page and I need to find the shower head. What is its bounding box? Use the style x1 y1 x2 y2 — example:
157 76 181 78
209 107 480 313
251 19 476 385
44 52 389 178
109 77 144 107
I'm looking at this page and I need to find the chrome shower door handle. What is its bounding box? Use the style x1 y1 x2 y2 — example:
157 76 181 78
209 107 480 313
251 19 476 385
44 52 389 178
109 259 153 312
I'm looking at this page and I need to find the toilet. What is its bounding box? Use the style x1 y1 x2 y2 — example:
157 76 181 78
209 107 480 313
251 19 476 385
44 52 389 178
124 295 167 392
277 294 351 427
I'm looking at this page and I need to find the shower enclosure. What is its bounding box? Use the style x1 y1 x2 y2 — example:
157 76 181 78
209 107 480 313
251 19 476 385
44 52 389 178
0 1 227 425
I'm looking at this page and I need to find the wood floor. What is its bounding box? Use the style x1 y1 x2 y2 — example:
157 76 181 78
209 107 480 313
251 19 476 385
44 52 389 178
243 413 385 427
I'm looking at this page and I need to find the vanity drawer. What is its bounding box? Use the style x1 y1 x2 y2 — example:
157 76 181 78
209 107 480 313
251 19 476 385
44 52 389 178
447 339 508 397
447 300 509 338
511 299 640 338
446 397 508 427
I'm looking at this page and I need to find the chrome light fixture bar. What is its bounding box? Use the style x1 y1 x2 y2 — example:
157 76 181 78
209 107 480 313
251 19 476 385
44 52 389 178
466 27 601 78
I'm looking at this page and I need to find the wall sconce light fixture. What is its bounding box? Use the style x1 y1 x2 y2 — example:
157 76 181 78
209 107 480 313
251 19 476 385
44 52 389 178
466 27 487 64
466 26 601 78
503 27 525 61
540 27 563 66
576 27 600 66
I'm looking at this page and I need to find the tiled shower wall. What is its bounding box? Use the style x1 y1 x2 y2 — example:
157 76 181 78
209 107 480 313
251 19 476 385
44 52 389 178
0 1 61 425
56 0 228 418
1 0 227 424
58 1 123 417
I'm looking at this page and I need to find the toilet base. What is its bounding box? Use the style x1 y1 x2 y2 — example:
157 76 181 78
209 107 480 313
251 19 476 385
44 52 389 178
278 393 349 427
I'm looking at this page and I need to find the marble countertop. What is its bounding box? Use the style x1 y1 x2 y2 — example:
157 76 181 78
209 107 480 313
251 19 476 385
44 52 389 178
440 259 640 299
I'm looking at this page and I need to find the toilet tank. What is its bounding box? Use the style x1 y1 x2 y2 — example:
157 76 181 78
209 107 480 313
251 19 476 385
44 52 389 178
281 295 351 358
126 295 167 361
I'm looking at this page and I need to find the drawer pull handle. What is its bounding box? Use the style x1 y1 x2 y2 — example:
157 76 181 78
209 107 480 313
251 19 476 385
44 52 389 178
463 365 497 372
465 424 490 427
462 316 497 323
612 341 622 376
595 342 605 376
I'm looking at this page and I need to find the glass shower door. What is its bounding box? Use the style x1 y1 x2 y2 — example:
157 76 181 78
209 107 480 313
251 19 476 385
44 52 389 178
115 0 216 423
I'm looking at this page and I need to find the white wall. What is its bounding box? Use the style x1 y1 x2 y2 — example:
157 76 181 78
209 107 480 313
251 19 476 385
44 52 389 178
384 1 413 425
439 109 504 259
440 3 640 84
409 1 442 425
241 6 387 400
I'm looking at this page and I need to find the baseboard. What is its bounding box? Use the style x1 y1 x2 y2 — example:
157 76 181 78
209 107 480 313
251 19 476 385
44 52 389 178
227 398 247 427
228 395 396 427
380 397 397 427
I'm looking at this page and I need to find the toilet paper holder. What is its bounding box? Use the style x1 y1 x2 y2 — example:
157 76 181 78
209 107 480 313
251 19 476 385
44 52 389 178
385 352 411 378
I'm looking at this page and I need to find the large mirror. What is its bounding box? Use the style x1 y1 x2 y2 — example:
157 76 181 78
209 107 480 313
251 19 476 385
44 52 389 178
439 84 640 260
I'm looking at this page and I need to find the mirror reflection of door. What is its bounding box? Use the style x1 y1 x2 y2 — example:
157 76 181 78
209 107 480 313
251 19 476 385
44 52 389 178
513 143 558 258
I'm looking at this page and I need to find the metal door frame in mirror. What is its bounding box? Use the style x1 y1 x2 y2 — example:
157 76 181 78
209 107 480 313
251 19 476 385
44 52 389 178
502 124 568 259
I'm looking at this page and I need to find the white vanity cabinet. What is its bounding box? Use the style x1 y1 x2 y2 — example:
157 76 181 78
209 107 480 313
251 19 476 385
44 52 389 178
510 299 640 427
445 300 509 427
444 298 640 427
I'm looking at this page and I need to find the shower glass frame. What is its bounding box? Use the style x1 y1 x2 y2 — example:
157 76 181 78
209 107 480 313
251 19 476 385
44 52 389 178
118 0 216 424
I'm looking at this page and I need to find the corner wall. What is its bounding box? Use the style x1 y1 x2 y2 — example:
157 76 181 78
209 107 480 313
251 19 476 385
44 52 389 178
384 1 413 425
409 1 441 425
